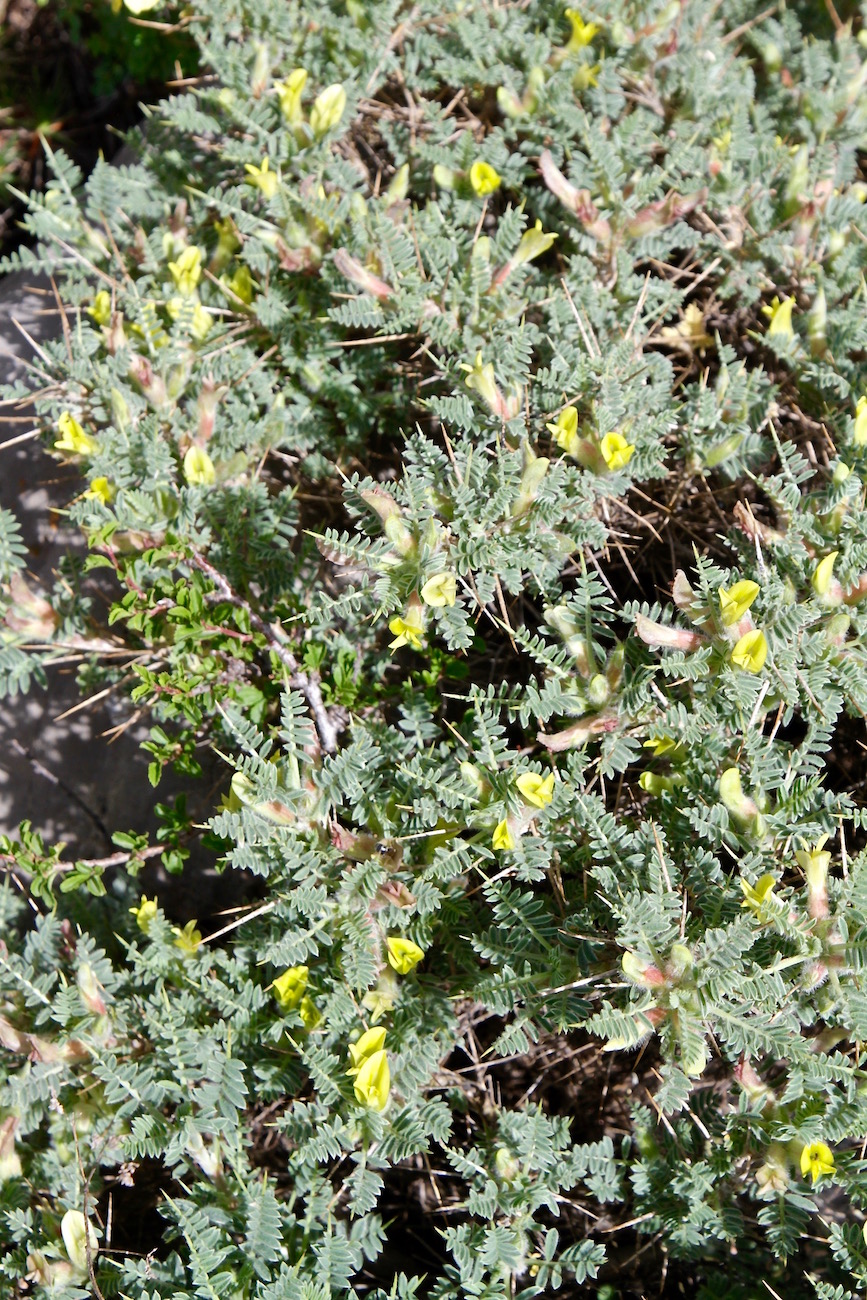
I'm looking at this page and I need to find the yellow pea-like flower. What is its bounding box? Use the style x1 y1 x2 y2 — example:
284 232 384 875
85 477 115 505
739 874 777 912
55 412 97 457
599 430 635 471
129 895 158 934
718 579 759 627
168 245 203 297
492 819 515 851
513 221 558 267
299 997 321 1030
87 291 112 326
173 920 203 955
565 8 600 50
386 936 425 974
516 771 555 808
245 157 280 199
310 84 347 138
799 1140 835 1184
469 161 501 197
812 551 838 597
353 1048 390 1111
762 295 795 338
730 629 768 673
276 68 308 125
347 1026 387 1074
388 607 425 651
421 573 457 607
273 965 309 1010
853 395 867 446
183 445 216 486
546 406 580 455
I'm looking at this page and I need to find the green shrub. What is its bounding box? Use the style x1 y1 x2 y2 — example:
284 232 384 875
3 0 867 1295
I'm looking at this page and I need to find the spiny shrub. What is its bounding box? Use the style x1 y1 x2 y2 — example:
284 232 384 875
3 1 867 1296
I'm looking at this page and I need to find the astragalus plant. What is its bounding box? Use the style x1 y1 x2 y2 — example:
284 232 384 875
3 1 867 1296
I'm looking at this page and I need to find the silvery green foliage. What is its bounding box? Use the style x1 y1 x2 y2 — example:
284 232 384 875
3 0 867 1296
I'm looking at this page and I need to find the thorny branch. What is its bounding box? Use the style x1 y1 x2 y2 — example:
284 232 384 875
185 551 342 754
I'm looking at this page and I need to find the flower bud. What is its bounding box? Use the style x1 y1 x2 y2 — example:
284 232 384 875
719 767 763 832
807 285 827 357
634 613 703 652
512 445 550 517
386 163 410 204
275 68 307 125
61 1210 99 1276
795 837 831 919
812 551 840 602
762 295 796 338
310 84 347 138
621 951 666 987
76 964 107 1017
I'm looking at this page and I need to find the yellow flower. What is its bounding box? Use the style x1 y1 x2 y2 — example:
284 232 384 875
731 629 768 673
129 895 158 934
226 265 254 304
87 291 112 327
55 412 97 457
565 8 600 50
85 477 115 505
762 295 796 338
492 819 515 851
167 245 203 297
599 430 635 471
740 873 777 912
516 771 555 808
795 836 831 895
812 551 839 597
800 1140 835 1185
353 1048 390 1110
388 609 425 651
421 573 457 607
299 996 321 1030
122 0 161 11
573 62 601 91
853 395 867 446
718 579 760 627
275 68 308 125
60 1210 99 1275
469 161 502 197
245 157 280 200
513 221 558 267
310 84 347 137
347 1026 387 1074
273 965 309 1010
173 920 203 955
183 445 216 486
386 936 425 974
462 352 501 413
546 406 580 455
643 735 679 757
167 297 214 341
